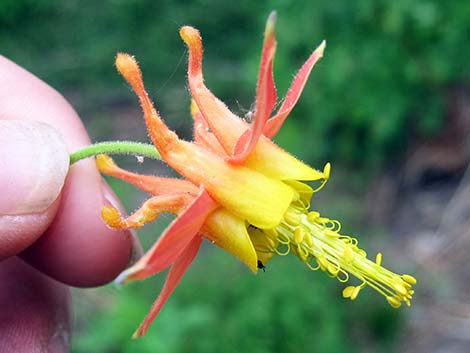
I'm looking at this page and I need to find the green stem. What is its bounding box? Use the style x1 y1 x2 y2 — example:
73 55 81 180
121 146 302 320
69 141 161 165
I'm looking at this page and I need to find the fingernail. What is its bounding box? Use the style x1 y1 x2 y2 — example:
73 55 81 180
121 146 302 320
0 120 69 215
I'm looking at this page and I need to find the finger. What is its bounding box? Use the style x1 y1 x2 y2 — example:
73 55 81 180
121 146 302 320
0 55 133 286
0 257 71 353
0 120 68 260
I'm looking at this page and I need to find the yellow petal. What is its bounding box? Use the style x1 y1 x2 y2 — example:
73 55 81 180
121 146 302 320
245 139 325 181
202 208 258 273
166 140 294 229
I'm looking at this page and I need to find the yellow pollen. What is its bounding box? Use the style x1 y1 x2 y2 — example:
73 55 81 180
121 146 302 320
394 284 408 297
298 248 308 262
325 229 340 238
305 232 314 248
342 286 355 298
375 252 382 266
327 263 339 276
386 296 402 308
350 286 361 300
323 162 331 180
293 227 305 244
402 274 417 285
317 217 330 225
311 163 331 193
307 211 320 223
317 256 329 271
284 210 301 226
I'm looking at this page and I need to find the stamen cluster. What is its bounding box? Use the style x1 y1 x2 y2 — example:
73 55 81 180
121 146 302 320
248 177 416 308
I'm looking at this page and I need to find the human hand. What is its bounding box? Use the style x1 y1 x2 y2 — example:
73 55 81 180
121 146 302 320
0 56 134 352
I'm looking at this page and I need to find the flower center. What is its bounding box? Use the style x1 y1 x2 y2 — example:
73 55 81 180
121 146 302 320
249 198 415 308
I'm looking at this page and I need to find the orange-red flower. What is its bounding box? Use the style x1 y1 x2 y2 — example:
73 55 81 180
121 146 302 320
97 12 415 338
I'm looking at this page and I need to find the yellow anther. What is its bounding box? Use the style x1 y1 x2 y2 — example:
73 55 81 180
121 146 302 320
327 263 339 276
293 227 305 244
375 252 382 266
350 286 361 300
323 162 331 180
311 163 331 193
342 286 355 298
307 211 320 223
325 229 340 238
386 296 402 308
317 256 329 271
298 247 308 262
317 217 330 226
284 210 301 226
305 233 314 248
402 274 417 285
343 247 355 263
394 283 408 297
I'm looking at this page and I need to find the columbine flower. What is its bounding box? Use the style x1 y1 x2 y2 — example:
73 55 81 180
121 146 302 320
96 12 415 338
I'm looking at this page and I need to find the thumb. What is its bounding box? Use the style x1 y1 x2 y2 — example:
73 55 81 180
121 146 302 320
0 120 69 260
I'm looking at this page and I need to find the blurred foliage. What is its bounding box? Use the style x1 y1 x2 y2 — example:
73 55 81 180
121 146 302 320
1 0 467 351
1 0 468 169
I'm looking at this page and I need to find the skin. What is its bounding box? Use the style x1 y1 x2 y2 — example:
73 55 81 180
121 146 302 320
0 55 134 352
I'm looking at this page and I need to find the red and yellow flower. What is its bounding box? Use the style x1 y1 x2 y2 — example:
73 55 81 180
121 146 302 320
96 12 415 338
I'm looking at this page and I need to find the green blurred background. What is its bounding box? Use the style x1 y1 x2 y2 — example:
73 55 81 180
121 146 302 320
2 1 469 352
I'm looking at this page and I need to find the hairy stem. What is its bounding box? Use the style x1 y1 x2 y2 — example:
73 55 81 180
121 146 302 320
69 141 161 165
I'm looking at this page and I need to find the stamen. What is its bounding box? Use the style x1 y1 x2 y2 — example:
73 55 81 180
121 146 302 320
275 242 290 256
402 274 417 285
375 252 383 266
342 285 355 298
284 209 301 226
311 163 331 193
293 227 305 244
307 211 320 223
304 231 314 248
248 201 416 308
